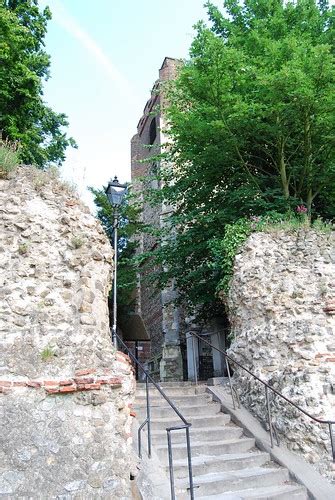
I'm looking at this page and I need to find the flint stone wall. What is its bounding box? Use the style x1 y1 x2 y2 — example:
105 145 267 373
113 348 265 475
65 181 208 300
0 167 135 498
228 230 335 477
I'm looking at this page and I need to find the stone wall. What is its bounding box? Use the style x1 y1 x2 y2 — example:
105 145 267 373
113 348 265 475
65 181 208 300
228 229 335 478
0 167 136 498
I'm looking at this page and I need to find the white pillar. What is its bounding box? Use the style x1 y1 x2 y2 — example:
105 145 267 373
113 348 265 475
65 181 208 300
186 332 199 381
211 332 225 377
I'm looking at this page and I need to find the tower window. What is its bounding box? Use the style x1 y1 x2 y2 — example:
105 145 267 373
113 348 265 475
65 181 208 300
149 117 157 145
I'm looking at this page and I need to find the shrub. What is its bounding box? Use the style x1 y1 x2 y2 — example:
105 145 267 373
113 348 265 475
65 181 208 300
0 138 20 178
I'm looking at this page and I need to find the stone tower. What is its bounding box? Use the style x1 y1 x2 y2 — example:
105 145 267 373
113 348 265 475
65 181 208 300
131 57 183 381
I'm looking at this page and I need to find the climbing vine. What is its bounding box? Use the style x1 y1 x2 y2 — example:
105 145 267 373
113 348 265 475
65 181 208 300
209 219 252 297
210 211 334 299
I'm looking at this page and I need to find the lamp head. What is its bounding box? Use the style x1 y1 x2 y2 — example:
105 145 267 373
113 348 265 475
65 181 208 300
105 176 128 208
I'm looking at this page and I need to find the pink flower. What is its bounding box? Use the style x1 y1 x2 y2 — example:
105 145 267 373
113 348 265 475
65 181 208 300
296 205 307 214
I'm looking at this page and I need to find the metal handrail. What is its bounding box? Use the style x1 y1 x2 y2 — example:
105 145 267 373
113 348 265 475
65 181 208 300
115 333 194 500
189 330 335 460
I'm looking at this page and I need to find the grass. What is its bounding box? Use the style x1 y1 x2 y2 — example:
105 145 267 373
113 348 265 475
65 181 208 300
0 138 20 178
71 235 85 249
312 217 333 233
18 243 29 255
253 213 333 234
0 139 78 202
214 212 333 296
30 166 76 196
40 345 55 362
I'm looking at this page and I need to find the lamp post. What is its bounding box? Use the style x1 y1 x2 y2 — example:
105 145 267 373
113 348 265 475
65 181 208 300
105 176 128 348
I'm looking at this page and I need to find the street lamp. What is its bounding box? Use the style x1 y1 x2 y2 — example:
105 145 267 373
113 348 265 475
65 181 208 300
105 176 128 348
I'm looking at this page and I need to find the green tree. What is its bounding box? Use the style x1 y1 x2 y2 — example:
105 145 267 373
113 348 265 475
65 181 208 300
0 0 75 167
143 0 335 317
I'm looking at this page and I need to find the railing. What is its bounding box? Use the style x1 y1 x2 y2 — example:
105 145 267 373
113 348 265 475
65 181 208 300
189 331 335 460
116 333 194 500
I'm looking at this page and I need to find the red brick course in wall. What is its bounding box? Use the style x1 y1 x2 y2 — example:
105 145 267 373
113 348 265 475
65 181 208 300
324 299 335 314
0 376 122 395
0 352 134 395
116 351 133 365
315 353 335 359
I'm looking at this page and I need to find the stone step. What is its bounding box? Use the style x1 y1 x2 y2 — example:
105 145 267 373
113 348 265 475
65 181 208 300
137 381 198 388
147 413 231 430
155 437 255 462
136 401 221 418
151 426 243 445
136 384 207 397
134 383 308 500
196 483 307 499
176 467 289 497
135 393 211 406
171 452 270 479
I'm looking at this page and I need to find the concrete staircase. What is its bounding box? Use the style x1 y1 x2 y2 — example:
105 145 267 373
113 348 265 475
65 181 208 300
135 382 307 500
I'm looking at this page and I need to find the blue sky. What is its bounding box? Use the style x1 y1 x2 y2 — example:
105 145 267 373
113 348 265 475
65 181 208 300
40 0 212 206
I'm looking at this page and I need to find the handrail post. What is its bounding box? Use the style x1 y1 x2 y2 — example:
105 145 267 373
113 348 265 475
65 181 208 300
329 423 335 462
115 333 194 498
186 426 195 499
192 335 198 385
188 330 335 463
225 356 236 410
145 374 152 458
138 425 142 459
138 418 148 459
265 386 274 448
167 430 176 500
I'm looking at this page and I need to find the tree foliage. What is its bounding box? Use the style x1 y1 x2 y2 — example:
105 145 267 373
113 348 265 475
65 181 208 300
143 0 335 318
0 0 75 168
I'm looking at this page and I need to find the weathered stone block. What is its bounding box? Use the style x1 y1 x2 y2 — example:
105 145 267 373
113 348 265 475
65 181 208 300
0 168 136 497
228 230 335 479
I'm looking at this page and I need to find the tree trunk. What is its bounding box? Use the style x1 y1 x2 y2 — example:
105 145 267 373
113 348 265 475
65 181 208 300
306 189 313 222
304 110 313 217
278 138 290 199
